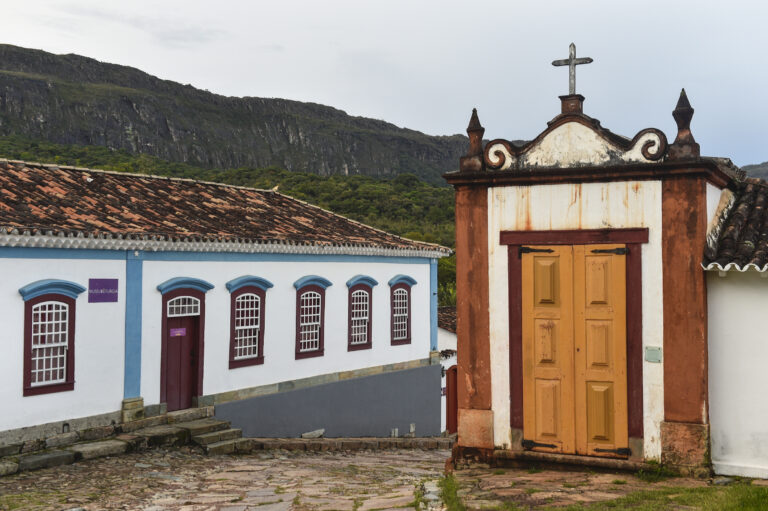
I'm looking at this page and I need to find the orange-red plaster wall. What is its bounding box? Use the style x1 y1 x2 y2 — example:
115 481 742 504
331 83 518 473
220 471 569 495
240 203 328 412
455 186 491 411
662 177 709 424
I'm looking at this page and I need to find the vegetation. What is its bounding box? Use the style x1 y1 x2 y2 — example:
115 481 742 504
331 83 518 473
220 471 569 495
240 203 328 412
635 461 678 483
438 474 466 511
0 135 459 303
544 482 768 510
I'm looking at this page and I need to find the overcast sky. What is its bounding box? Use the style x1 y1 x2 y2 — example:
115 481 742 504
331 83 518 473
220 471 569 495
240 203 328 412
3 1 768 166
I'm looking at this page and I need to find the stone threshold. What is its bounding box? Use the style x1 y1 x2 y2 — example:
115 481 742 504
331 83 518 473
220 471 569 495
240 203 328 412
492 449 651 472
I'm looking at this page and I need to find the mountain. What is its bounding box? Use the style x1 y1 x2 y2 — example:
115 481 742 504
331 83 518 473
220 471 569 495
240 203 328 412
743 162 768 180
0 44 467 185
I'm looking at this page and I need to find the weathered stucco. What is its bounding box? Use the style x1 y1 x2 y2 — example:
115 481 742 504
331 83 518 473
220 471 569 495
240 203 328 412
487 180 665 459
486 122 666 170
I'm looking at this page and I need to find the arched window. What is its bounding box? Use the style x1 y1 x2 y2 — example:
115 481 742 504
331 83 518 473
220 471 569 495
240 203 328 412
346 275 378 351
294 276 332 359
18 279 86 396
389 275 417 345
226 276 273 369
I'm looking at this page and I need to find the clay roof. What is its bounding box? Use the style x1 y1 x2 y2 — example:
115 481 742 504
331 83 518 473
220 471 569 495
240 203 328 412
705 177 768 271
0 159 450 257
438 306 457 333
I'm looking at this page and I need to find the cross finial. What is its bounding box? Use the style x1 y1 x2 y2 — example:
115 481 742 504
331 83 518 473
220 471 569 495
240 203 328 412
552 43 593 95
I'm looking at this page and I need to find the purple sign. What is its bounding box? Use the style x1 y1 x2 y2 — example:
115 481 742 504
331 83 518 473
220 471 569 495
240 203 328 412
170 328 187 337
88 279 118 303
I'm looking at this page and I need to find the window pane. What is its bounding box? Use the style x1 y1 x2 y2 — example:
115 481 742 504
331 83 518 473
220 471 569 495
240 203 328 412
30 301 68 386
299 291 322 352
393 288 409 340
350 289 370 345
234 293 260 360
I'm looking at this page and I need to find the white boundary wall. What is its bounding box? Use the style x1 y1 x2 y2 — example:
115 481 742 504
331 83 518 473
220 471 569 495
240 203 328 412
708 271 768 478
0 258 126 431
487 180 665 459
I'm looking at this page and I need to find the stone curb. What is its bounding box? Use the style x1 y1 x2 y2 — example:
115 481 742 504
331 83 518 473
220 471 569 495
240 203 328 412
0 424 454 477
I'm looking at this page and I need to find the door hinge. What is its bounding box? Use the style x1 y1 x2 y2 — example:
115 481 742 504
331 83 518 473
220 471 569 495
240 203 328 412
591 248 628 255
594 447 631 456
521 439 557 450
519 246 555 258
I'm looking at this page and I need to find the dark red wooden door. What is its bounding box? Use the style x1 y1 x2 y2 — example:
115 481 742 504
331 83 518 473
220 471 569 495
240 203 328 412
165 316 198 412
446 365 458 434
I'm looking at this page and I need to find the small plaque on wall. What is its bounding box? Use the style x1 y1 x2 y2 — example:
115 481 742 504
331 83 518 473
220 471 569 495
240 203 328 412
88 279 118 303
645 346 662 363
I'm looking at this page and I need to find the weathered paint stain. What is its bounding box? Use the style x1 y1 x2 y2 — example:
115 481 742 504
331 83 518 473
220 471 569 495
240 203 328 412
487 181 665 459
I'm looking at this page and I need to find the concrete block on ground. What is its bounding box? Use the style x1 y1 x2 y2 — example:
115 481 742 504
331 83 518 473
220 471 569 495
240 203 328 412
46 432 80 449
68 440 128 460
21 439 45 453
18 450 75 472
115 434 147 451
132 425 190 447
0 443 22 457
280 440 307 451
341 440 362 450
301 428 325 439
174 418 229 437
0 460 18 476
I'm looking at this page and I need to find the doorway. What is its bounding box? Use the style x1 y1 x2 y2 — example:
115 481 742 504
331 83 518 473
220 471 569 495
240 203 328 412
521 244 628 458
161 291 205 412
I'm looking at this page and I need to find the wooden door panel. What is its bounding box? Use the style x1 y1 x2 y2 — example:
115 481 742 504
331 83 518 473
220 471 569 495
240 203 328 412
165 315 197 412
535 379 561 441
585 321 612 370
522 247 575 453
586 382 614 443
574 245 628 457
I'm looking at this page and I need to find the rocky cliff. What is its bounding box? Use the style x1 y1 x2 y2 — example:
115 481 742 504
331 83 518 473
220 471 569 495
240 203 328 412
0 45 466 184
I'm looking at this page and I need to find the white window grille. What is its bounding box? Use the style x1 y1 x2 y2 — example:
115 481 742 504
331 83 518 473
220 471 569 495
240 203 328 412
234 293 260 359
393 288 409 340
167 296 200 317
350 289 370 345
30 301 69 386
299 291 322 352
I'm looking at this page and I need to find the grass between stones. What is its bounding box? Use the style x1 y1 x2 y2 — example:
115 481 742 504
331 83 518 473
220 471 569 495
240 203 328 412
438 474 466 511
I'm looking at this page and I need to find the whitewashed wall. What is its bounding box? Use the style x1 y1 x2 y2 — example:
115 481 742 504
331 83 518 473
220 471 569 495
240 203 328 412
487 180 665 459
708 271 768 478
0 258 126 432
438 327 457 433
140 260 431 405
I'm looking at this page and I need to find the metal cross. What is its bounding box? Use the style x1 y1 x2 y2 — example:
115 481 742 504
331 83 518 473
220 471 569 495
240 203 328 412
552 43 593 95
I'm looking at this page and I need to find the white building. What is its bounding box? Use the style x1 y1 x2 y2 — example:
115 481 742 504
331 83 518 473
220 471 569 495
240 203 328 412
0 160 450 445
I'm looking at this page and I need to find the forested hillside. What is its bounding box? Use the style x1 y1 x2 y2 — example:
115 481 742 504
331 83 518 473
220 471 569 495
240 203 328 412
0 44 466 185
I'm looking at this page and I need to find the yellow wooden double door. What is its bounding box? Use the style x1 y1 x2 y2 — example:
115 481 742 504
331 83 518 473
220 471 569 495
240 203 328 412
521 244 628 458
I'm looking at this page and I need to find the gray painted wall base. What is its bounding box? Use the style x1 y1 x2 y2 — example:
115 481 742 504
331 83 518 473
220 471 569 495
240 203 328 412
215 365 441 438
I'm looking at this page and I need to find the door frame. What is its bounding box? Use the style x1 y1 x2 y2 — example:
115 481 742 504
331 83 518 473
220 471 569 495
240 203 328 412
501 228 648 447
160 287 206 406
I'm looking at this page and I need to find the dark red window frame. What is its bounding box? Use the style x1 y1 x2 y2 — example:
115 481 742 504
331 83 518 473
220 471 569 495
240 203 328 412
347 283 373 351
390 282 412 345
295 284 325 359
23 293 76 396
229 286 266 369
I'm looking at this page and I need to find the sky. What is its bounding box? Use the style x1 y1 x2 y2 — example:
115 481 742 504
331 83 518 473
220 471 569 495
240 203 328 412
3 0 768 166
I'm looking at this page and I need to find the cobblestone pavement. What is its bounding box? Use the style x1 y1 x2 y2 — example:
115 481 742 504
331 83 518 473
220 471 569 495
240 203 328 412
454 465 709 509
0 447 449 511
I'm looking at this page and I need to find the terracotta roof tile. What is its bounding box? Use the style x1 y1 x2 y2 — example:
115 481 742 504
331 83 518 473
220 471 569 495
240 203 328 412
438 306 457 333
705 177 768 270
0 159 450 256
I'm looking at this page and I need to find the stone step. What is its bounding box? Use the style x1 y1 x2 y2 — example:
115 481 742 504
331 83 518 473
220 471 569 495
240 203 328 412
166 407 213 424
131 425 190 447
18 450 76 472
192 428 242 446
174 418 230 437
205 439 238 455
68 439 128 461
